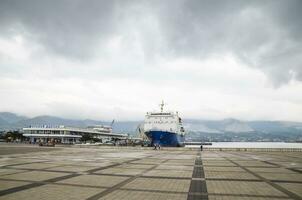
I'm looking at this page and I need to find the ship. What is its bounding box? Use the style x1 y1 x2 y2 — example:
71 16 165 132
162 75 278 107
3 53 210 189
143 101 186 147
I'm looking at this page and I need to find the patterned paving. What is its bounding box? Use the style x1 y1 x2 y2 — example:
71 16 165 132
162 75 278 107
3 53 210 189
0 144 301 200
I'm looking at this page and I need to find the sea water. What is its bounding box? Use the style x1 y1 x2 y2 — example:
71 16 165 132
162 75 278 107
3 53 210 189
186 142 302 148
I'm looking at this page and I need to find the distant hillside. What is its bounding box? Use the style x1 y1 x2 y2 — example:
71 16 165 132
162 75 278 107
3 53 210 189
184 118 302 142
0 117 8 126
13 115 105 128
0 112 140 135
184 118 255 133
0 112 28 124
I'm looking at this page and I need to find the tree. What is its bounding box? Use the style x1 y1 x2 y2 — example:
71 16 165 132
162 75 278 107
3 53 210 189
3 131 26 142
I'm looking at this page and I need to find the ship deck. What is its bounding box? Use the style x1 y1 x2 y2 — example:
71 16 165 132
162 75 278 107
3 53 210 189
0 144 301 200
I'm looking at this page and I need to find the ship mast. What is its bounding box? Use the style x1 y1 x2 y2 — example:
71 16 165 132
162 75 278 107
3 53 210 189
160 100 165 112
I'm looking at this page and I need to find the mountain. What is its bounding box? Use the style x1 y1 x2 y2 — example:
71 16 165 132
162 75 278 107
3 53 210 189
185 123 222 133
111 121 142 134
13 115 106 129
184 118 254 134
0 112 28 124
0 113 140 135
184 118 301 142
0 117 8 126
247 121 302 133
222 119 254 133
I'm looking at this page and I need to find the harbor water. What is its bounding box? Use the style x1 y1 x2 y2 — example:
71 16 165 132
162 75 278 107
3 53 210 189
186 142 302 148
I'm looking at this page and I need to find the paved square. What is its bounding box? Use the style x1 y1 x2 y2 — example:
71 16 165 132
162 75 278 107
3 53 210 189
0 144 301 200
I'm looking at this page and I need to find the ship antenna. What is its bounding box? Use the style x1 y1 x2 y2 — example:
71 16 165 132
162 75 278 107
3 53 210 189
160 100 165 112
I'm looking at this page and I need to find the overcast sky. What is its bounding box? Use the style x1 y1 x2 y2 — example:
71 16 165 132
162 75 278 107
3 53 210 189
0 0 301 121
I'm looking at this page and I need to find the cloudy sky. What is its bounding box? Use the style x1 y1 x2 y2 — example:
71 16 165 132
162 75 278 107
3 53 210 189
0 0 301 121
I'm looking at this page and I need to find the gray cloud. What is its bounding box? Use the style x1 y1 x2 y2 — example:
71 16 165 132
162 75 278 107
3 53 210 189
0 0 301 85
0 0 118 59
151 0 302 86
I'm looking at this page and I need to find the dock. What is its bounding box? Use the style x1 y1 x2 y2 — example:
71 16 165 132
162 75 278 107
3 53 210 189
0 144 301 200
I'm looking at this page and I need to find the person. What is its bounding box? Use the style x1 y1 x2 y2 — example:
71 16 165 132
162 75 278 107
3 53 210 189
200 145 203 151
158 144 161 150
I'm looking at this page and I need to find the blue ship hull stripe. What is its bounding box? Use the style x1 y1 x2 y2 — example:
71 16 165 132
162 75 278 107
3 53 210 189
145 131 185 147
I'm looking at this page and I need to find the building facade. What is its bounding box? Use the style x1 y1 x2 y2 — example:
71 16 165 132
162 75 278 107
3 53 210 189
23 125 127 144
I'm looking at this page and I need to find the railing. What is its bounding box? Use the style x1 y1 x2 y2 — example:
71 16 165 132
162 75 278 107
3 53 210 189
203 147 302 152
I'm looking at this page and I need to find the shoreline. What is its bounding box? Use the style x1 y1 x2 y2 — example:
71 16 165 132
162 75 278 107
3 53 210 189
1 142 302 152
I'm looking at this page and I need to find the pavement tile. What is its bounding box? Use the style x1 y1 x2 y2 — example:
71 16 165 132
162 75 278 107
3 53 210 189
235 161 275 167
121 178 190 192
58 174 128 187
0 184 102 200
0 168 27 176
203 161 236 167
47 165 98 172
99 189 187 200
1 171 69 182
205 171 259 180
143 169 192 178
98 167 146 175
277 183 302 197
10 163 60 170
0 180 31 191
118 164 155 169
246 167 295 173
207 180 288 197
204 167 245 172
155 165 193 171
257 172 302 182
130 159 164 165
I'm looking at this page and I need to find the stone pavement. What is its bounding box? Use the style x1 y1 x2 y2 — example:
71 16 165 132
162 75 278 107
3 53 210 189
0 144 301 200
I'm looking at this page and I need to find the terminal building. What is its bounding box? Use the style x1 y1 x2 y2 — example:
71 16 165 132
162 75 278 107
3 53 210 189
22 125 127 144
